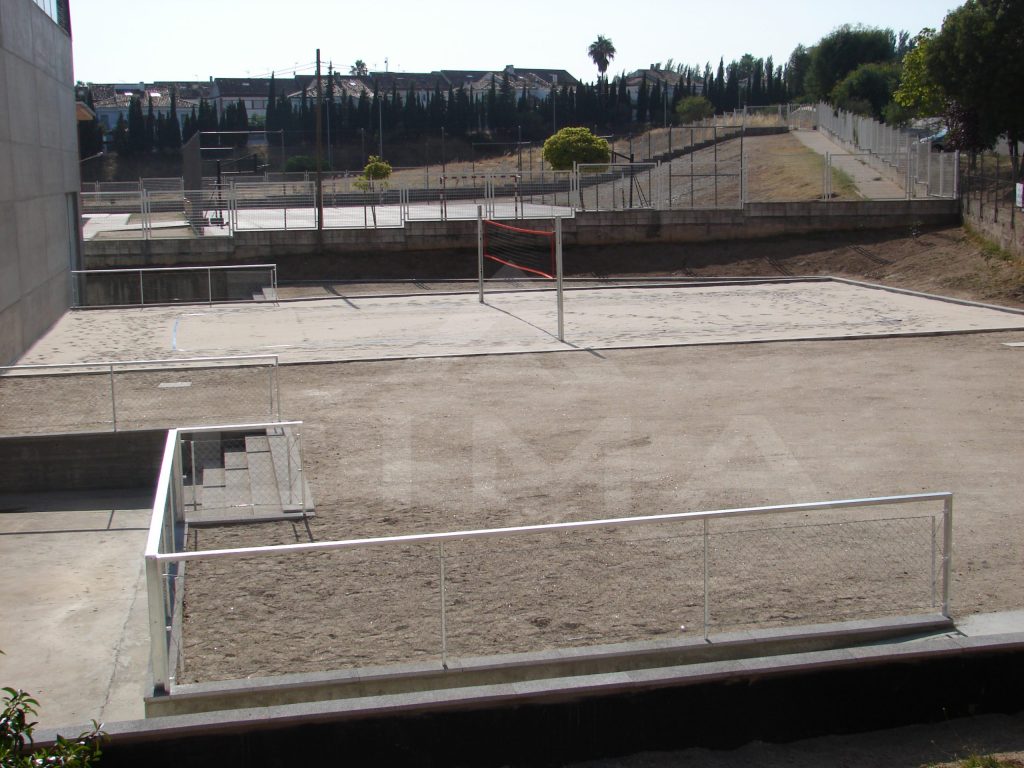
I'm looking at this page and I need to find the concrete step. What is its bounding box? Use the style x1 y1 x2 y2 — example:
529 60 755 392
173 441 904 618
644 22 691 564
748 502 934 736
185 428 315 526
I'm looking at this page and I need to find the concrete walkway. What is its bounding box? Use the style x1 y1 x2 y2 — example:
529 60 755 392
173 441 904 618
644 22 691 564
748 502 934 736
792 129 906 199
0 490 153 730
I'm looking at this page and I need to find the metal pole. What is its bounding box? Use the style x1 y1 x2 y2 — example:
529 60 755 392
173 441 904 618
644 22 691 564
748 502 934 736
942 495 953 617
314 50 324 244
138 270 144 306
439 542 448 670
207 267 213 305
931 515 937 608
555 217 564 342
109 363 117 431
703 518 710 641
713 125 718 206
477 205 484 303
146 556 170 694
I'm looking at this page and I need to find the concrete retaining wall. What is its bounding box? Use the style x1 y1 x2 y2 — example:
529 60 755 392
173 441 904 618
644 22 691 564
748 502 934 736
82 201 961 281
0 0 80 364
0 429 166 491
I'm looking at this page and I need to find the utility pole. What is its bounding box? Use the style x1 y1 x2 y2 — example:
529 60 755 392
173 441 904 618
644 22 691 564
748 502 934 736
315 49 324 246
326 61 333 170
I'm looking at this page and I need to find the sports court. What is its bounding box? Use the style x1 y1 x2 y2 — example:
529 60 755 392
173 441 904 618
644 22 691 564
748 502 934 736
5 269 1024 725
18 279 1024 365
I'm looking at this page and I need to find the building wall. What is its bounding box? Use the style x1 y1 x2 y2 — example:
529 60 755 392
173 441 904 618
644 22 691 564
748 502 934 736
0 0 79 364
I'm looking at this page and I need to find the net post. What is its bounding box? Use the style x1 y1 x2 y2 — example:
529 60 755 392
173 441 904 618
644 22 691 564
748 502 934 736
555 217 564 342
477 205 484 304
942 494 953 618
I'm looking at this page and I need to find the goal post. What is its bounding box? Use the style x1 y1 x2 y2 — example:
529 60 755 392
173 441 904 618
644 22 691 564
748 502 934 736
477 206 565 343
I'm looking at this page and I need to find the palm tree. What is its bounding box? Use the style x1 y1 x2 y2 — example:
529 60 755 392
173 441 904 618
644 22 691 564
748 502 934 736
588 35 616 80
350 60 368 76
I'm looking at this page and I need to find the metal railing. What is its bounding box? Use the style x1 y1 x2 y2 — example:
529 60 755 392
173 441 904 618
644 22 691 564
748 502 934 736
72 264 278 307
0 355 281 436
147 421 309 692
147 489 953 689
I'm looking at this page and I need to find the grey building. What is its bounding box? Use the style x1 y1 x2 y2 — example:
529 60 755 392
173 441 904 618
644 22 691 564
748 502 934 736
0 0 80 364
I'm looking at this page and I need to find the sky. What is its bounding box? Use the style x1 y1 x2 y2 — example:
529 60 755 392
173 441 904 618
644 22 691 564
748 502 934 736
71 0 959 85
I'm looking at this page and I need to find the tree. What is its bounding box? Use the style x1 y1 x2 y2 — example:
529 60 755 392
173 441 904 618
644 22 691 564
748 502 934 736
354 155 392 227
892 30 944 119
807 25 896 100
542 126 610 170
350 60 368 76
926 0 1024 174
127 96 145 153
830 62 900 120
588 35 616 80
675 95 714 124
1 684 103 767
167 87 182 149
113 114 130 155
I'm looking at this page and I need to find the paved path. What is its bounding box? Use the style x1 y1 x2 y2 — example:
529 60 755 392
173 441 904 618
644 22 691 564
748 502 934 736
16 281 1024 366
792 130 907 199
0 491 152 730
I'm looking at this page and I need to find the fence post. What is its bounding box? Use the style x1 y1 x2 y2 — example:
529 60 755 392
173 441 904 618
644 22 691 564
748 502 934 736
942 495 953 618
138 269 145 306
439 542 448 670
146 555 170 694
703 518 710 642
109 363 117 431
994 155 1000 223
207 268 213 305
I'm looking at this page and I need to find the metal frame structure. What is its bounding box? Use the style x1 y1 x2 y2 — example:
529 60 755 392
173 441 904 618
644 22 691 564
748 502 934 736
0 355 281 433
145 480 953 692
476 206 565 342
146 421 308 693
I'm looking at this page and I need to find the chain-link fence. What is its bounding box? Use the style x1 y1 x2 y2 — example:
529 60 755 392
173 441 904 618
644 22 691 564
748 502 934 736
155 492 952 685
815 103 959 200
961 153 1024 257
0 356 281 436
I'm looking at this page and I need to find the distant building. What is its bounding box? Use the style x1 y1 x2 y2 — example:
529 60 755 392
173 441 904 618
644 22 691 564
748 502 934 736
91 91 197 134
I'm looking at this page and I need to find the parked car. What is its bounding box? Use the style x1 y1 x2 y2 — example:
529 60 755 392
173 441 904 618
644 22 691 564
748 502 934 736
918 127 949 152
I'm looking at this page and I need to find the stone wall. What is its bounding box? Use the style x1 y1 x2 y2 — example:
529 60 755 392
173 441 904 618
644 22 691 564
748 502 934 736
82 200 961 281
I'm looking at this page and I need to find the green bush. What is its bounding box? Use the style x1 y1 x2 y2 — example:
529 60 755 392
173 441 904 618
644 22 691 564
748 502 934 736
284 155 323 173
1 685 104 767
675 96 715 124
542 127 610 171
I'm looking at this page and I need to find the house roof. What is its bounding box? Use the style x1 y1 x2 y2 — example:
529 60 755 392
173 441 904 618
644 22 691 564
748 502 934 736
212 78 276 98
625 69 684 87
93 93 198 111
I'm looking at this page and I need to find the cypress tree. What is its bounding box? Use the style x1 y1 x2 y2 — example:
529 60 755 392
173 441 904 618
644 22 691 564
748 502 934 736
145 96 155 152
168 87 182 149
636 74 649 126
127 96 145 153
114 113 131 155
